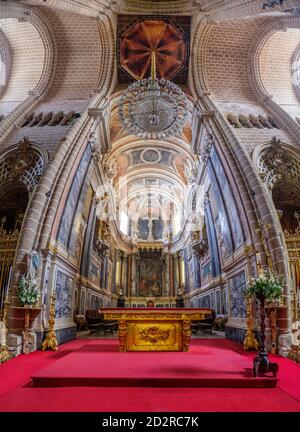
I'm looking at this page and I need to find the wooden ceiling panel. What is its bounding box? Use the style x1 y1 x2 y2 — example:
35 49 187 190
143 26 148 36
117 15 190 84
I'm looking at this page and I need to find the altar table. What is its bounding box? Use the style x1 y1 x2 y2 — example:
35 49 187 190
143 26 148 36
100 308 212 352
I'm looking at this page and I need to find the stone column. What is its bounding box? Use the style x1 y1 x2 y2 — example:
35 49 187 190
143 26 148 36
179 251 186 292
127 254 132 298
169 254 174 297
164 253 170 297
103 254 109 290
121 253 128 295
173 252 180 295
115 252 122 292
135 255 140 297
131 253 137 297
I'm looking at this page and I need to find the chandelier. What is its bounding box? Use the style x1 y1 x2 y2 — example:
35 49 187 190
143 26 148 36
119 52 188 140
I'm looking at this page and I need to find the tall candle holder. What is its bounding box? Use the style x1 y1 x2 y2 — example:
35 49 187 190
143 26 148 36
0 296 12 363
243 296 259 351
42 293 58 351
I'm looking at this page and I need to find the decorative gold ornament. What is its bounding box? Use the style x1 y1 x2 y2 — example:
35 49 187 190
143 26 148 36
101 308 211 352
5 137 38 180
0 344 11 363
0 296 12 363
269 308 278 354
287 345 300 363
42 294 58 351
139 326 170 344
243 296 259 351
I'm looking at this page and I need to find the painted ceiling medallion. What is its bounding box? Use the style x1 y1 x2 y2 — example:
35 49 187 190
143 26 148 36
141 149 161 163
120 20 186 81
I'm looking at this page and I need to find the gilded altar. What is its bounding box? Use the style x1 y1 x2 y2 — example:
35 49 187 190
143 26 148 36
100 308 212 352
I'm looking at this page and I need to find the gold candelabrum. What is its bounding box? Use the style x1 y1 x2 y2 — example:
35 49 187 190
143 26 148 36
291 291 299 323
42 293 58 351
243 296 259 351
0 296 12 363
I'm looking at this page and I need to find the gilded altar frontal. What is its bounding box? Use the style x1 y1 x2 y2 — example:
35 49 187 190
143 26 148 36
0 0 300 415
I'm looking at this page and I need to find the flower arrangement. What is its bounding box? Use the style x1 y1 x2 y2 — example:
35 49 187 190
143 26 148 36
246 272 283 302
18 274 40 306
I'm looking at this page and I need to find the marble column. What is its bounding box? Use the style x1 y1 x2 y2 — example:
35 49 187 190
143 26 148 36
115 252 121 292
164 253 170 296
131 253 137 297
121 253 128 295
179 251 186 291
103 254 109 290
135 256 140 296
173 252 180 295
169 254 174 297
127 255 132 298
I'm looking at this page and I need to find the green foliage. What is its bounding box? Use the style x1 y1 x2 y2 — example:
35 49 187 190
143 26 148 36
18 275 40 306
246 273 283 302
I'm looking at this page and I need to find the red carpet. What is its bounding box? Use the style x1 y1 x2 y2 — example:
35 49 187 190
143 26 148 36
0 338 300 412
31 339 277 388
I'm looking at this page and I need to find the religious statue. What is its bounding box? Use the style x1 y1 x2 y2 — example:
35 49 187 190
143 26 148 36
117 289 125 308
27 249 40 280
175 289 185 308
184 159 197 184
104 157 117 183
96 192 110 222
256 220 273 269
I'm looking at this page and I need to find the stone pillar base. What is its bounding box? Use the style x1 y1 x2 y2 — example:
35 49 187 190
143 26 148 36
7 333 23 356
278 332 292 356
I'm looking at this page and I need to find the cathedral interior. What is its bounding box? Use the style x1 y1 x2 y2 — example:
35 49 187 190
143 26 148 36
0 0 300 413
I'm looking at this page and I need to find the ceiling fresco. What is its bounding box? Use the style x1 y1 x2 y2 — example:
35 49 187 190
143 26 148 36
117 15 191 84
109 15 193 242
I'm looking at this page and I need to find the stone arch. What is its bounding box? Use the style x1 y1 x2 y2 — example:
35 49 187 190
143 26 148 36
0 30 12 100
248 17 300 144
292 42 300 98
254 138 300 192
0 7 58 145
5 15 116 338
254 140 300 325
190 17 293 351
0 138 48 192
0 138 47 311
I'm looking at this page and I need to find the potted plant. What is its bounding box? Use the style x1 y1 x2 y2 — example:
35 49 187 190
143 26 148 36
246 272 283 377
18 274 40 307
246 274 282 304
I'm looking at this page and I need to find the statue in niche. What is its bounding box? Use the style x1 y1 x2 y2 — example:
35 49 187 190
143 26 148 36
96 192 110 222
184 159 197 184
117 289 125 307
100 220 111 244
176 289 184 308
27 249 40 279
104 157 117 183
256 219 276 270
